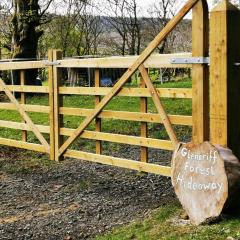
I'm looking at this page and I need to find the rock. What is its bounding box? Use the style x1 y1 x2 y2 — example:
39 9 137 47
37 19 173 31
172 142 240 225
226 237 235 240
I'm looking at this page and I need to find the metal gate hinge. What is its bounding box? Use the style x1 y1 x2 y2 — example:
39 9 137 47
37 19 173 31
171 57 210 65
43 60 61 66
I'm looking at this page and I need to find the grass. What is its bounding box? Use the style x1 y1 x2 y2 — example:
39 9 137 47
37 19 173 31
0 77 240 239
0 147 56 174
95 203 240 240
0 78 192 147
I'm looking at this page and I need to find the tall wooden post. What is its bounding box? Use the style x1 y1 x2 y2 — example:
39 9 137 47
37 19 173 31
20 70 27 142
95 69 102 154
140 75 148 162
210 0 240 158
48 49 55 161
53 49 64 161
192 0 209 143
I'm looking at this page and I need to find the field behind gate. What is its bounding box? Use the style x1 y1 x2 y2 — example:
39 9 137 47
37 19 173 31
0 73 192 166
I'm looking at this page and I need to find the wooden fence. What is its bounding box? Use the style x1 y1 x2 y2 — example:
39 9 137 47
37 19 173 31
0 52 194 176
0 0 223 176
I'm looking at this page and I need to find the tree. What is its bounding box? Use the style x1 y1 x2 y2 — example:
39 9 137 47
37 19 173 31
10 0 54 84
39 0 101 57
0 2 12 56
146 0 177 54
125 0 141 55
12 0 53 59
74 2 103 56
103 0 141 56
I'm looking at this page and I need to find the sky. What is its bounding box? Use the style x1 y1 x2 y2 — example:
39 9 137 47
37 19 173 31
132 0 220 17
51 0 239 18
93 0 219 18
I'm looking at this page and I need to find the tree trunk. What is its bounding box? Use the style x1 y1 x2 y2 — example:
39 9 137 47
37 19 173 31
12 0 43 85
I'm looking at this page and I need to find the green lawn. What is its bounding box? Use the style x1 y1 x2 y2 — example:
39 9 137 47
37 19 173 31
0 78 192 149
95 203 240 240
1 78 240 239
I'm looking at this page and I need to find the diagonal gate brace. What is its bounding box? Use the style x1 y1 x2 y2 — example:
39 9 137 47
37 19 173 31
138 65 178 146
0 78 50 154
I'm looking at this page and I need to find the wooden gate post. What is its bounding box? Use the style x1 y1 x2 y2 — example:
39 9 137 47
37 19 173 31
53 49 64 161
48 49 55 160
210 0 240 158
192 0 209 143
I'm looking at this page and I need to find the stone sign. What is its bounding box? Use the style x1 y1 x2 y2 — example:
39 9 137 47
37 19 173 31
171 142 230 225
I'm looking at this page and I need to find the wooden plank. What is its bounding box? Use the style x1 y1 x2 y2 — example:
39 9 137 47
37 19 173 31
95 69 102 154
60 128 174 150
0 103 189 128
192 0 209 143
53 50 64 161
0 137 46 152
60 107 193 126
0 61 45 71
59 87 192 99
139 65 178 147
0 78 50 153
58 53 192 69
0 103 50 113
64 150 171 177
48 49 55 160
20 70 27 142
140 76 148 162
210 3 228 146
0 120 49 133
210 2 240 158
0 120 173 150
0 85 49 93
58 0 197 157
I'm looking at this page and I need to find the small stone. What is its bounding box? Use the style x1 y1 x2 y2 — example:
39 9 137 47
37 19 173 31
226 237 235 240
53 185 63 191
180 211 189 220
64 236 72 240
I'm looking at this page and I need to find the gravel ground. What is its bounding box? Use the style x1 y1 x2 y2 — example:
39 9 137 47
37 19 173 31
0 146 176 240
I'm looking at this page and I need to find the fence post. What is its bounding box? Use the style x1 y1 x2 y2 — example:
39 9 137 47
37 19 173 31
20 70 27 142
140 75 148 162
210 0 240 158
53 49 64 161
192 0 209 143
95 68 102 154
48 49 55 160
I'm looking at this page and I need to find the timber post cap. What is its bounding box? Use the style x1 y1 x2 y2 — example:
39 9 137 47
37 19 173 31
171 141 230 225
211 0 239 12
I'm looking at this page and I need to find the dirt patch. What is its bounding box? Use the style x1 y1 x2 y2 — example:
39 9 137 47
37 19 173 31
0 146 176 240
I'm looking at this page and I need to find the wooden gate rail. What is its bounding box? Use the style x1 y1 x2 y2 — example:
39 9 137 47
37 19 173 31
0 103 49 113
58 53 192 69
58 87 192 98
0 120 174 150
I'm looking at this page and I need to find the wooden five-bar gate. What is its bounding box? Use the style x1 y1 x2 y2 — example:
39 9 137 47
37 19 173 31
0 0 240 176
